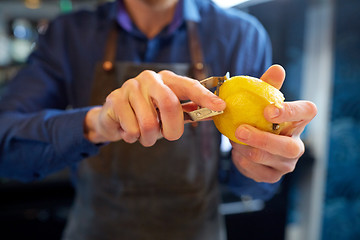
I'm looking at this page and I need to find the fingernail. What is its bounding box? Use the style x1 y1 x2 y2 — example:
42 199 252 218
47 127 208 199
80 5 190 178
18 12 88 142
268 107 280 119
237 127 250 141
212 97 224 104
212 97 225 107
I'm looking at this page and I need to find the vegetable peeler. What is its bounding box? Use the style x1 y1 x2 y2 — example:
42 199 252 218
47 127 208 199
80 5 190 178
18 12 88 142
184 72 230 122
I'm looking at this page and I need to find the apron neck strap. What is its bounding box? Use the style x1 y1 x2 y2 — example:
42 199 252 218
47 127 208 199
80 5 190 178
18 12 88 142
186 21 208 80
102 22 118 72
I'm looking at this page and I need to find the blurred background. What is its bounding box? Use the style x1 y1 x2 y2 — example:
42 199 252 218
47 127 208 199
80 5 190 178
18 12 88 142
0 0 359 239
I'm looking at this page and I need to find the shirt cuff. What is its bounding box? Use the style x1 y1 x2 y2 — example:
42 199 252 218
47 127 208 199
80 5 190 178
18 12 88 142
226 163 282 201
51 107 100 163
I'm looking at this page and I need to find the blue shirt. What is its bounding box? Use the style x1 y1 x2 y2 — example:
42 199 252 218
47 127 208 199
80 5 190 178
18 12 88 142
0 0 277 199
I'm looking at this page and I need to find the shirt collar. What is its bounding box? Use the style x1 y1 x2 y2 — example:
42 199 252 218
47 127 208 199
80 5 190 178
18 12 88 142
116 0 200 35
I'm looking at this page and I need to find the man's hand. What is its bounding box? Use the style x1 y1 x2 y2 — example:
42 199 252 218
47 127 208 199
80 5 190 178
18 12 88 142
231 65 317 183
84 70 226 146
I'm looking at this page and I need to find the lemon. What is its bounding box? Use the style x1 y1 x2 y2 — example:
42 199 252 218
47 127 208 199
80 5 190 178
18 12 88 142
212 75 285 144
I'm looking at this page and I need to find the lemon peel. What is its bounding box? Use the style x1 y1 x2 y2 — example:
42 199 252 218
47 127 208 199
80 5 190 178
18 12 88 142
212 75 285 145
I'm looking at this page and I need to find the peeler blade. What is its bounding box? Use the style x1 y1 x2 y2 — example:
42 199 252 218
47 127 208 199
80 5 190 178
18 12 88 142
184 72 230 122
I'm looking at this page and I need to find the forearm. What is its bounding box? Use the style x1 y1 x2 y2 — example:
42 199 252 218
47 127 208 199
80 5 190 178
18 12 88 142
0 108 99 182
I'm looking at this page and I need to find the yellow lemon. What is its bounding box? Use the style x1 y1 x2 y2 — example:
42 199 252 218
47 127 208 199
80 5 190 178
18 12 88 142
212 75 285 144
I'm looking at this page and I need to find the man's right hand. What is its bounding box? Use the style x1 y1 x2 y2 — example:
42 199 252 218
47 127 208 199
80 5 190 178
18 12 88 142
84 70 226 147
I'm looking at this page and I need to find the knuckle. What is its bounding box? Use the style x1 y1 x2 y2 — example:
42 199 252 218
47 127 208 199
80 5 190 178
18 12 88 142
105 90 127 110
108 84 133 104
121 124 140 140
252 177 263 183
232 150 247 167
256 134 270 149
188 79 202 89
124 129 140 140
106 89 121 102
137 70 168 90
122 136 137 144
282 162 296 174
105 96 116 109
122 135 137 144
164 126 184 141
105 95 114 105
237 157 247 169
158 70 177 88
158 70 174 77
262 171 282 184
286 140 304 159
267 176 282 184
285 102 297 119
140 138 157 147
168 133 182 141
139 69 157 79
122 78 140 89
247 148 264 164
307 101 318 118
137 70 160 85
141 119 159 134
163 96 179 111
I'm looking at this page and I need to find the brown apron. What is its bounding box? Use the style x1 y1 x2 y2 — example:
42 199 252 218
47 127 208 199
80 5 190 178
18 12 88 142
63 22 222 240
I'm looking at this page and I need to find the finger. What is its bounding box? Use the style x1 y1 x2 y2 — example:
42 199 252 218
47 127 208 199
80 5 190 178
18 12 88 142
136 70 184 141
181 101 199 112
97 107 124 142
260 64 286 89
152 93 184 141
182 102 199 124
231 147 283 183
234 125 305 159
126 82 161 147
181 102 214 123
264 100 318 124
105 89 140 143
159 70 226 112
231 142 297 174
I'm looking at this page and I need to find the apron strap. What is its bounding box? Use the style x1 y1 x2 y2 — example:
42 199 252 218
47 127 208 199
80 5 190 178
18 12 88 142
186 21 208 80
102 23 118 72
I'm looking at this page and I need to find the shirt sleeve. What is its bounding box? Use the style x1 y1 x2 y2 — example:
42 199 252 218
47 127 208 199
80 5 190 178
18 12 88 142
228 10 273 78
0 16 100 182
0 107 100 182
226 159 282 201
222 11 281 200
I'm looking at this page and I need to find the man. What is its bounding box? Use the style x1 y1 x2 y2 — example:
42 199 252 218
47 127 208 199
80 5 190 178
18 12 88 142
0 0 317 239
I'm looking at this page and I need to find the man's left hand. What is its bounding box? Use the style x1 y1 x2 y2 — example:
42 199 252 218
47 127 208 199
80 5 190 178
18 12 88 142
231 65 317 183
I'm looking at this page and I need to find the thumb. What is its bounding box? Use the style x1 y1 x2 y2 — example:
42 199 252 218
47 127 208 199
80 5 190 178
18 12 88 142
260 64 286 89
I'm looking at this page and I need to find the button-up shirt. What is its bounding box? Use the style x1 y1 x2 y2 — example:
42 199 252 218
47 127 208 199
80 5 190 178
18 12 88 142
0 0 277 199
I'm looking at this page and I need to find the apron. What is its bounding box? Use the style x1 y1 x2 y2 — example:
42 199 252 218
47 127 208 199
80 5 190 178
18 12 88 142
63 21 223 240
